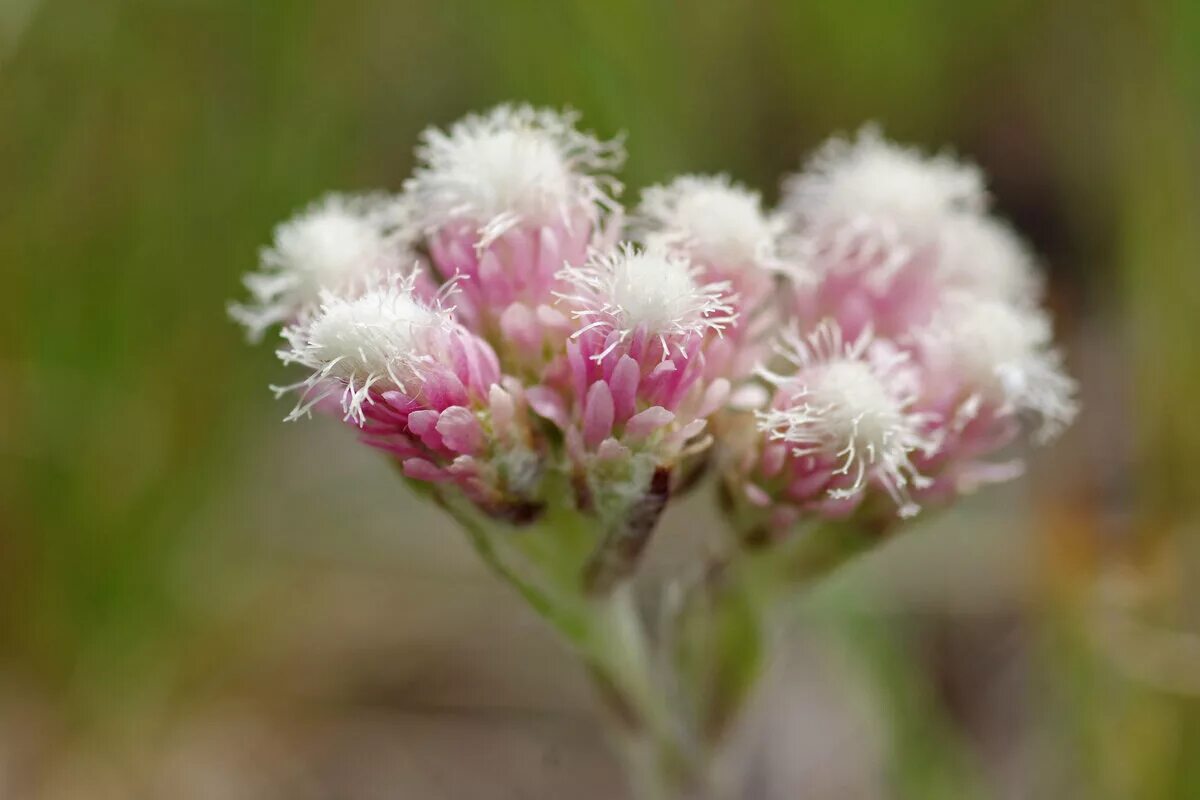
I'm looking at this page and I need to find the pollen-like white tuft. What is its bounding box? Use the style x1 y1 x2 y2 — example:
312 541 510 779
405 104 624 247
939 215 1044 306
757 321 937 516
782 125 985 243
556 243 737 361
276 274 455 425
230 193 415 341
920 296 1078 442
636 174 784 270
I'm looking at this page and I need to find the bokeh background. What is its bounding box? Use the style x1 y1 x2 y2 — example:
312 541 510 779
3 1 1199 797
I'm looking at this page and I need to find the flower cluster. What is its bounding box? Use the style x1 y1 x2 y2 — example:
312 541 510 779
723 126 1078 533
234 105 749 540
233 107 1076 549
232 109 1080 799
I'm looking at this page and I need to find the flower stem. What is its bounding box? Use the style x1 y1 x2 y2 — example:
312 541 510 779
435 477 885 799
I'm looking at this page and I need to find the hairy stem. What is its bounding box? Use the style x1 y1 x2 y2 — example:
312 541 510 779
435 474 884 799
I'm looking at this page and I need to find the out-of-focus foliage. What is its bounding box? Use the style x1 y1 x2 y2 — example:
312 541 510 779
1 1 1198 797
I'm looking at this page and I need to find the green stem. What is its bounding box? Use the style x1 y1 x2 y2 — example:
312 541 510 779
589 586 711 799
447 501 592 643
445 494 705 796
437 474 887 799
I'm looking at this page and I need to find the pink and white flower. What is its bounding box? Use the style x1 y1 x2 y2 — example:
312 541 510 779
636 175 783 307
906 294 1078 501
229 192 420 340
404 104 624 364
275 274 542 516
734 321 937 528
936 214 1044 307
779 126 995 339
634 174 785 379
524 244 737 474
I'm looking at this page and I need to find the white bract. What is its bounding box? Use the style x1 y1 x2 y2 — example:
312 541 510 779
230 193 413 340
920 295 1078 442
939 214 1043 306
276 275 453 424
758 321 936 516
557 243 737 360
637 175 782 270
782 125 985 236
406 104 624 246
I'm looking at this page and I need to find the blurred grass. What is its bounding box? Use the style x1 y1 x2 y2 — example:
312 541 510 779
2 0 1199 797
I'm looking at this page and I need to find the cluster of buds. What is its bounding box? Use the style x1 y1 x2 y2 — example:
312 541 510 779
722 127 1078 535
233 106 1076 571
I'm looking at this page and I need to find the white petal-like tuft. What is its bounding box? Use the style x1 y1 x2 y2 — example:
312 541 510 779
636 174 784 271
405 104 624 246
556 243 737 360
757 320 937 514
230 192 416 340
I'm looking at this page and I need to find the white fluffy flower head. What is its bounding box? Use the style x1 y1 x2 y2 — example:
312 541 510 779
637 175 783 270
230 193 414 341
276 273 456 425
406 104 624 247
557 243 737 361
920 296 1077 442
939 215 1044 306
757 321 936 516
782 125 985 241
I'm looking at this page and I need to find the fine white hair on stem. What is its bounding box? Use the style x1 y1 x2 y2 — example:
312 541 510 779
274 272 457 426
555 242 738 362
918 295 1078 443
782 125 986 232
757 320 937 517
229 192 417 341
405 103 625 249
634 174 785 271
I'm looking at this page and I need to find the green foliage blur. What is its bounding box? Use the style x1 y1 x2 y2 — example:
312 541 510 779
2 1 1198 797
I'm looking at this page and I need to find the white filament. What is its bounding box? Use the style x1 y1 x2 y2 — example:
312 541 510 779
556 243 737 361
276 274 455 425
230 193 414 340
637 174 783 270
782 125 985 234
920 296 1077 442
938 214 1044 306
757 321 936 516
406 104 624 247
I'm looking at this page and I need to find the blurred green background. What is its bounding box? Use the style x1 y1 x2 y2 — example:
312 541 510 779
3 0 1199 797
